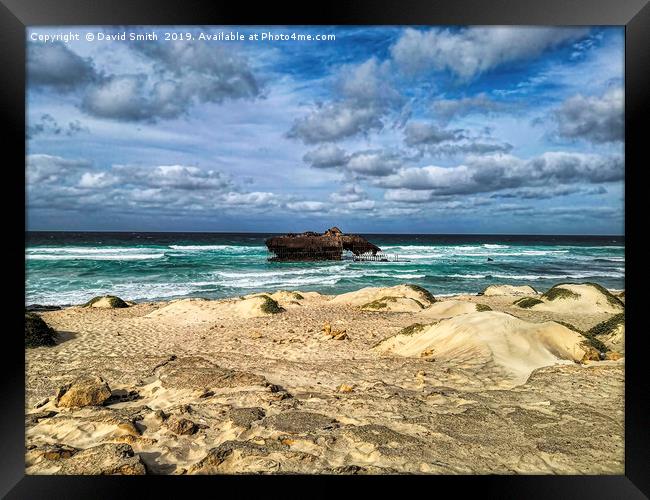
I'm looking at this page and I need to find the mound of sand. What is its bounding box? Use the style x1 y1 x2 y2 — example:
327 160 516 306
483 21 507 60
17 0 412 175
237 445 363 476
481 285 537 296
416 300 483 319
518 283 624 314
588 313 625 354
83 295 129 309
244 290 322 308
360 296 425 313
145 295 284 324
331 284 435 308
374 311 590 387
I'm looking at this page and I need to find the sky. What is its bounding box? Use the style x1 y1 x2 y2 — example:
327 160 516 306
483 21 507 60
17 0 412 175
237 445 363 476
26 26 624 234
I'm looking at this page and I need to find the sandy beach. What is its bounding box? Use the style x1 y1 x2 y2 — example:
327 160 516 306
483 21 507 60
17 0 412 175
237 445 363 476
25 283 625 475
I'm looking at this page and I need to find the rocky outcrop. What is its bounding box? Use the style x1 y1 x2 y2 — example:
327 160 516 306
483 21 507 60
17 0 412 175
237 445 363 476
25 312 57 348
265 227 381 261
55 376 112 408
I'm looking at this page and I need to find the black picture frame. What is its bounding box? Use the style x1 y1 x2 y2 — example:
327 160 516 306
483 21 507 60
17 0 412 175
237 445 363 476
3 0 648 497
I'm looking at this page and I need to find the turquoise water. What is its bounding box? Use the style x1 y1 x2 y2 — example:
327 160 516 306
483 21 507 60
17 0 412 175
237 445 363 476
25 232 625 306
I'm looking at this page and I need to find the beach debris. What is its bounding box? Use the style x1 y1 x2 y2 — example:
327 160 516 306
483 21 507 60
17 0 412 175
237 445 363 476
198 389 215 398
25 312 57 348
55 376 112 408
337 384 354 393
322 323 332 335
420 348 435 358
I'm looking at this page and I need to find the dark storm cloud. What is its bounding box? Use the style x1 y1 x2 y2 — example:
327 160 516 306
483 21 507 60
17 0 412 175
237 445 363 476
27 42 97 90
552 87 623 144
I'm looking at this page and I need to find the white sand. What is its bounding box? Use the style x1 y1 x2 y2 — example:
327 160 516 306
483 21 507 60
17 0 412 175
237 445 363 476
482 285 538 296
375 311 588 387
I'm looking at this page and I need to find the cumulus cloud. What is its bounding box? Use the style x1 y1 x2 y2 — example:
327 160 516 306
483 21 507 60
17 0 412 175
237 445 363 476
27 154 91 184
346 150 403 177
404 121 512 158
30 39 261 123
391 27 588 80
287 102 383 144
552 87 623 143
27 42 97 90
404 122 465 146
287 57 402 144
303 144 349 168
329 184 367 203
376 152 623 196
286 201 328 212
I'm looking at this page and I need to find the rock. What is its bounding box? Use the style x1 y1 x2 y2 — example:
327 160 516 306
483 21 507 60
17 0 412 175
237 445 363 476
605 351 623 361
25 304 62 312
54 443 145 475
322 323 332 335
188 441 270 474
228 407 266 428
165 415 198 435
581 347 602 363
34 397 50 409
37 444 79 461
262 411 338 434
26 410 58 425
332 330 348 340
104 389 141 405
198 389 215 398
56 376 112 408
153 409 168 422
337 384 354 393
25 312 57 348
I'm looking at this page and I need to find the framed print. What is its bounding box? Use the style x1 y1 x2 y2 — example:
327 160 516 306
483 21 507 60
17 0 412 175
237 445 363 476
2 0 648 497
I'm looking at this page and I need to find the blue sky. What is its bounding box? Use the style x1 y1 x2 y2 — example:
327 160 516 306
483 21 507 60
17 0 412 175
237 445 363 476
26 26 624 234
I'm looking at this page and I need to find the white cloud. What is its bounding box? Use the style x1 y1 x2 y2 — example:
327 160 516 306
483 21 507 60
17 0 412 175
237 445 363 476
391 27 589 80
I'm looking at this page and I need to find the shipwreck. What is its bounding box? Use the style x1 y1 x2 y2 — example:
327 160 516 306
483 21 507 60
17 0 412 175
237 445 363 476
265 227 382 261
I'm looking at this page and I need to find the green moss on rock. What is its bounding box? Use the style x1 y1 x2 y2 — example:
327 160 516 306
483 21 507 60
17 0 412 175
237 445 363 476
475 304 492 312
513 297 544 309
83 295 129 308
587 313 625 337
260 295 284 314
292 292 304 300
25 312 56 348
405 284 436 304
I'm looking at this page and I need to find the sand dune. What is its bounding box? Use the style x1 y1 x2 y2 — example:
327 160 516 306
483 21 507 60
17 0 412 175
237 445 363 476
416 300 483 319
517 283 624 314
145 295 285 324
374 311 588 387
330 284 435 308
25 282 624 475
482 285 537 296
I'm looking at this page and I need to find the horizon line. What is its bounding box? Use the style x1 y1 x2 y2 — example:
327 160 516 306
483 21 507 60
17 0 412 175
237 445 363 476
25 229 625 237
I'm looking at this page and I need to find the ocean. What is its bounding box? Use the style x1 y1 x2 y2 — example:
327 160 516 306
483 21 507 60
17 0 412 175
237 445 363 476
25 232 625 306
